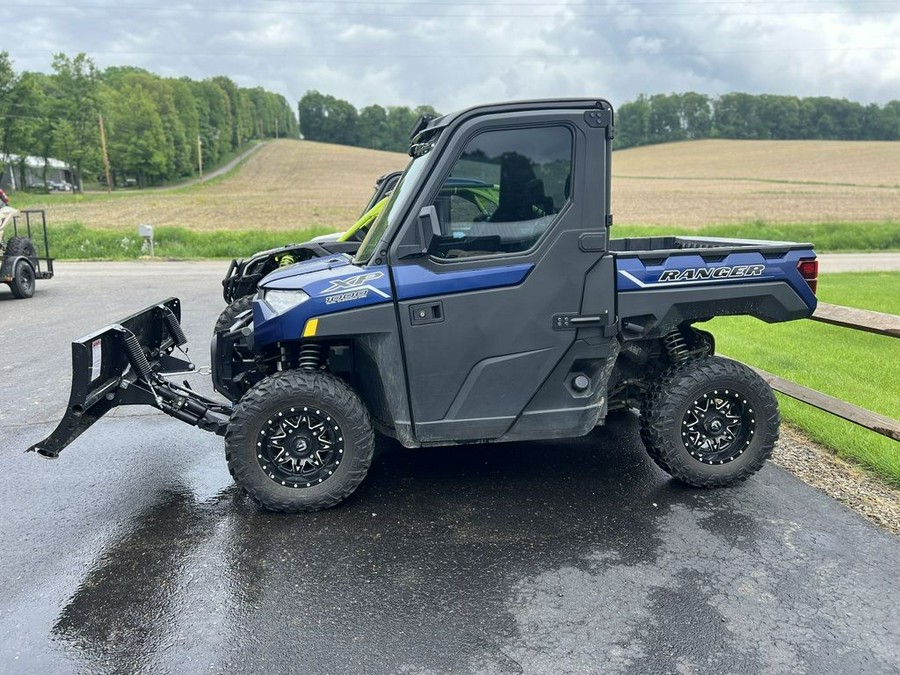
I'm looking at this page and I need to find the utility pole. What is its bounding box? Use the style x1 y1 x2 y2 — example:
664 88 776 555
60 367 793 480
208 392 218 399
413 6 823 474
275 118 279 140
197 135 204 182
98 114 112 194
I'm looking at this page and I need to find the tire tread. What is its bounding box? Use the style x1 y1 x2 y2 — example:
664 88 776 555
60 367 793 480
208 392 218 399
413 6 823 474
640 356 779 488
225 370 374 512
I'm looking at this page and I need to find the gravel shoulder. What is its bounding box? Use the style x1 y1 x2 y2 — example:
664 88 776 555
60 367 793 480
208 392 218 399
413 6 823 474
775 425 900 535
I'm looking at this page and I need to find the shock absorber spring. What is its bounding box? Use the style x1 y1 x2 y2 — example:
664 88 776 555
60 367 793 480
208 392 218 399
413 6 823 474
299 342 322 371
663 329 690 363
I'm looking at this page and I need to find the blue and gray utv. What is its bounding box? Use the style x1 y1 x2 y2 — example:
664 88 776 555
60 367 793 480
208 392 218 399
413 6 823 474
28 99 818 512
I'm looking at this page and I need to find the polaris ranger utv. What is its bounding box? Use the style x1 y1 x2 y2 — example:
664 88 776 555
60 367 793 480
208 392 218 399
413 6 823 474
28 98 819 513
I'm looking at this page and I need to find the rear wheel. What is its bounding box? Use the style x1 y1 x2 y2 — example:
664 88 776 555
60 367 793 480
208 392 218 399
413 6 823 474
225 370 374 512
10 259 35 299
640 356 779 487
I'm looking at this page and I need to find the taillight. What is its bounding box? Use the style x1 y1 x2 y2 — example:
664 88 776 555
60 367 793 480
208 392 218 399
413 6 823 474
797 258 818 295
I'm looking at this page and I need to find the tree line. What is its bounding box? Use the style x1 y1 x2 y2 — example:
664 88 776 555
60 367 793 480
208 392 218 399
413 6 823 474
298 90 438 153
0 52 299 189
615 92 900 149
298 90 900 155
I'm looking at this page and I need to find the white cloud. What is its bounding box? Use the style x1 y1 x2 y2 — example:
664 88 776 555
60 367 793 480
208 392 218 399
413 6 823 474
6 0 899 114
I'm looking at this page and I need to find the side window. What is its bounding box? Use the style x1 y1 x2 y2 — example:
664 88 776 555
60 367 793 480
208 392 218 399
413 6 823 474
430 126 573 260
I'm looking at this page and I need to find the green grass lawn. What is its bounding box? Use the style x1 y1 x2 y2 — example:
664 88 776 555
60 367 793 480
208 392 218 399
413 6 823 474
707 272 900 483
5 219 898 261
46 222 336 260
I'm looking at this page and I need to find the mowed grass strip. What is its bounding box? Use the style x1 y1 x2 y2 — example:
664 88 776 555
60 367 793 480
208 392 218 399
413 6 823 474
47 219 898 260
49 222 337 260
707 272 900 483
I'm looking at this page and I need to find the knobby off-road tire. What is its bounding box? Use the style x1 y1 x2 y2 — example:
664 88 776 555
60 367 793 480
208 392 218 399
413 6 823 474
215 294 254 333
6 237 37 299
5 236 37 262
225 370 374 512
214 294 261 402
640 356 779 487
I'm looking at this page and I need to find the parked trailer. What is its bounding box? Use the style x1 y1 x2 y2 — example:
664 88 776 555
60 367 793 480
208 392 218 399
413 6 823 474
0 208 54 299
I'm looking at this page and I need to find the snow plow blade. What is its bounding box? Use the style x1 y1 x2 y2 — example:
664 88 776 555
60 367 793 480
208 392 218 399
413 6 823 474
27 298 231 458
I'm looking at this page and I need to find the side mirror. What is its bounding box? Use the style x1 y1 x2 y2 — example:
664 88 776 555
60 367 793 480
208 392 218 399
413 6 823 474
397 205 442 259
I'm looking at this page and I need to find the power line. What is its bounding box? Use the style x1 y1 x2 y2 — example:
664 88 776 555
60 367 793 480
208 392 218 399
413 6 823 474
7 47 899 59
258 0 898 4
7 2 900 17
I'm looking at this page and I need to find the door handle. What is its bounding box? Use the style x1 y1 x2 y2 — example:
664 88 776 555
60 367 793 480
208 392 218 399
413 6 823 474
410 301 444 325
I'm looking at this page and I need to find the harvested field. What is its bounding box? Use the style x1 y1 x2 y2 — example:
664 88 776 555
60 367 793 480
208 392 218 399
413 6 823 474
614 139 900 185
30 140 407 232
613 139 900 227
20 137 900 233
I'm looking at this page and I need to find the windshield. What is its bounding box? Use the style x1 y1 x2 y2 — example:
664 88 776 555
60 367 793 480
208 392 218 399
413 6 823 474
355 152 433 265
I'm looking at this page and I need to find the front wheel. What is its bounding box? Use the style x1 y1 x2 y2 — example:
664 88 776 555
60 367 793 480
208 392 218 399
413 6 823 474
225 370 374 512
640 356 779 487
214 294 262 402
214 294 254 333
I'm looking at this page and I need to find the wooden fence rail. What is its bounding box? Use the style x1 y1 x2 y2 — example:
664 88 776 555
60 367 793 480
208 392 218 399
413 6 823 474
750 366 900 442
741 303 900 442
812 302 900 338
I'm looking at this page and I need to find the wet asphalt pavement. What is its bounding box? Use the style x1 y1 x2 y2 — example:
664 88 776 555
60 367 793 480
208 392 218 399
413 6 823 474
1 262 899 674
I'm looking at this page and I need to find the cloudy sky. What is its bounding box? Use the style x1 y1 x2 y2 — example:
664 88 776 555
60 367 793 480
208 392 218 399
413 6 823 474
7 0 900 113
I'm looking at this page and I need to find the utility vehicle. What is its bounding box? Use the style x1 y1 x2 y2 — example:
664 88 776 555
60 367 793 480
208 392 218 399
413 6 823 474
1 207 54 299
28 99 819 512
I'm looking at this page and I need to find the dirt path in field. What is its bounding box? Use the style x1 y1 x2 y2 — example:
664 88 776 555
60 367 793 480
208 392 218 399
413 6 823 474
148 141 268 191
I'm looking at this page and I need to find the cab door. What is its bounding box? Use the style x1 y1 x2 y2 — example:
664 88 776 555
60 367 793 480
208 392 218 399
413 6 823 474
390 111 611 442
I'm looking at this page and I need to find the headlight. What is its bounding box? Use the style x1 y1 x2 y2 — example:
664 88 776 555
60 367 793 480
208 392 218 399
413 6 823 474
263 289 310 314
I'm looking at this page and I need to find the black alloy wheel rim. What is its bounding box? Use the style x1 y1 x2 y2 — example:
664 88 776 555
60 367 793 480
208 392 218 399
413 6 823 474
17 263 34 293
680 389 755 465
256 406 344 488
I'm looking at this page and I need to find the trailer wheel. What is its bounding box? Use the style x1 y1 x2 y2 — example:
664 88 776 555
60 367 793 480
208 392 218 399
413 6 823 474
640 356 779 487
225 370 374 512
10 259 36 299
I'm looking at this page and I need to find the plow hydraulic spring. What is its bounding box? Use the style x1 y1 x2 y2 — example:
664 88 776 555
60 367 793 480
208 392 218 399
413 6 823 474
122 330 153 378
116 312 231 436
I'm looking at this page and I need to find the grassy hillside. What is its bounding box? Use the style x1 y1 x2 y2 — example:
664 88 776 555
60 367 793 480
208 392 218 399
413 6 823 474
14 139 407 233
9 138 900 256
